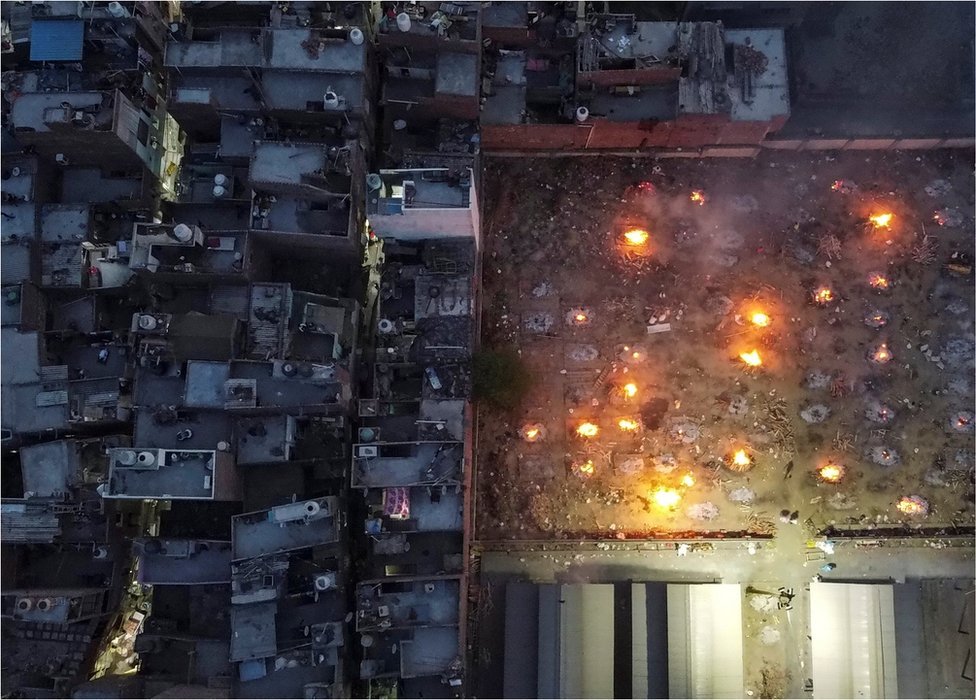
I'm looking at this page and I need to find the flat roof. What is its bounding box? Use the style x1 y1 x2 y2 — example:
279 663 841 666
249 142 326 187
352 441 463 488
138 539 233 585
10 91 104 132
106 448 216 500
230 601 278 662
20 440 80 497
231 497 340 560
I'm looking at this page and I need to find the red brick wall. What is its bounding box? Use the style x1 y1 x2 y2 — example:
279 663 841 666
578 67 682 87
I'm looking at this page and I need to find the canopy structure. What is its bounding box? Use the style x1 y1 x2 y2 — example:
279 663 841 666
810 583 898 699
29 20 84 62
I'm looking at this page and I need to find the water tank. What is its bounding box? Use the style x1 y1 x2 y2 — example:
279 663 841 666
138 314 158 331
323 90 340 108
36 598 54 612
304 501 321 518
217 440 231 452
396 12 411 31
137 451 156 467
377 318 395 334
213 173 228 186
107 1 130 18
15 598 32 612
172 223 194 243
366 173 383 191
212 185 227 199
281 362 297 377
393 119 407 131
349 27 364 45
117 449 138 466
93 546 109 559
575 106 589 123
314 573 336 591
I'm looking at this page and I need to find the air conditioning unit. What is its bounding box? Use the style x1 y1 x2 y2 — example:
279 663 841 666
377 605 390 618
356 445 378 458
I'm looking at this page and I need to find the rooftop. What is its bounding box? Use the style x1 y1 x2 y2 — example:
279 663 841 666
183 360 346 412
235 415 297 466
368 168 472 216
134 408 233 452
9 91 107 133
19 440 81 497
105 448 218 500
138 539 233 585
231 497 340 560
230 601 278 662
364 485 463 534
352 441 463 488
355 576 461 631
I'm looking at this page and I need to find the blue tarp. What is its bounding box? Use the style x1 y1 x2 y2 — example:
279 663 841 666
30 19 84 62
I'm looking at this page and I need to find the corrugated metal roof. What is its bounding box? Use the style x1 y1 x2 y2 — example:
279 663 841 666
29 19 84 62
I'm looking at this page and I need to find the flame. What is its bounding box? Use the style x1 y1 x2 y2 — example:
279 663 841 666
958 416 971 428
576 422 599 438
896 496 926 516
623 228 650 246
818 464 844 483
739 350 762 367
574 313 588 323
680 473 695 488
933 212 947 226
631 351 641 360
813 287 834 304
651 487 681 509
524 427 541 441
577 459 595 477
623 382 638 398
732 449 751 467
750 312 770 327
831 180 843 191
617 418 640 431
872 343 891 363
869 273 889 289
870 212 893 228
690 191 706 206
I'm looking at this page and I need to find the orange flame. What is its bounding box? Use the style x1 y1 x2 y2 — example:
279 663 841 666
732 449 751 467
651 487 681 508
872 343 891 363
869 273 889 289
523 426 541 441
818 463 844 483
739 350 762 367
750 312 771 327
623 228 650 246
574 313 588 323
576 422 599 438
623 382 638 398
577 459 595 477
680 473 695 488
690 191 706 206
617 418 640 432
830 180 843 191
813 287 834 304
870 213 893 229
896 497 926 516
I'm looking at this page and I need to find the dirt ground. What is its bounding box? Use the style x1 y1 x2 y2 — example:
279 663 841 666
475 150 975 541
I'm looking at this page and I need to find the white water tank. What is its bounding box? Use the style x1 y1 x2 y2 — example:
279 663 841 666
575 106 589 123
15 598 32 612
137 451 156 467
377 318 395 334
366 173 383 191
304 501 321 518
138 314 157 331
217 440 231 452
349 27 364 45
36 598 54 612
172 223 194 243
324 90 340 108
396 12 411 32
212 185 227 199
314 573 336 591
213 173 228 186
107 2 130 18
117 449 138 466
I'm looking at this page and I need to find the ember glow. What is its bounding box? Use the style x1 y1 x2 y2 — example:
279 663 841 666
813 286 834 305
623 382 638 398
731 449 751 468
818 463 845 483
869 273 890 290
574 313 588 323
521 424 543 442
680 473 695 488
690 191 706 206
623 228 650 246
739 350 762 367
617 418 640 432
575 459 596 478
869 212 893 229
871 343 892 364
576 422 599 438
651 487 681 509
750 312 771 327
896 496 929 517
